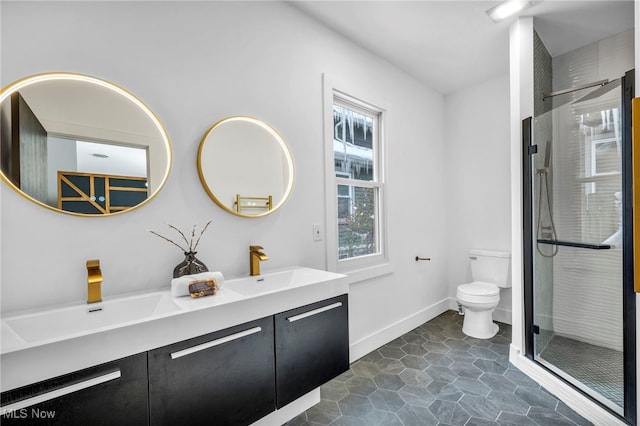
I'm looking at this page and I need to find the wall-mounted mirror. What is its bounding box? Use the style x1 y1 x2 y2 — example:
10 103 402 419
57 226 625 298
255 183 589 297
197 116 294 218
0 72 172 216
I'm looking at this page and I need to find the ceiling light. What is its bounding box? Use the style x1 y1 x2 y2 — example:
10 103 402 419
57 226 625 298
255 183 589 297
486 0 534 22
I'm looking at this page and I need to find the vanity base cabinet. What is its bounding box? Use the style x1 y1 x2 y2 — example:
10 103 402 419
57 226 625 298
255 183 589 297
0 353 148 426
148 316 276 426
275 294 349 408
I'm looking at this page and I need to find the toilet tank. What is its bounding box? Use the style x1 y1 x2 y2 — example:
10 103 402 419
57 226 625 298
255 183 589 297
469 249 511 288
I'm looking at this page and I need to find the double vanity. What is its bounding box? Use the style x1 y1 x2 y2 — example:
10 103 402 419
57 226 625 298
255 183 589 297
0 72 340 424
0 267 349 425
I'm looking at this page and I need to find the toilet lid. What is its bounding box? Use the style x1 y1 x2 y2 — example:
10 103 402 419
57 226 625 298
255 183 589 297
458 281 499 297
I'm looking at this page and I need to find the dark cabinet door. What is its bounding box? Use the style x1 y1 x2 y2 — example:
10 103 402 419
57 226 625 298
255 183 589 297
148 316 276 426
0 352 148 426
275 294 349 408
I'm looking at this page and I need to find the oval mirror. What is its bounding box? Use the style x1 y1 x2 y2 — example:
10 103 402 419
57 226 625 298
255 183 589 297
0 72 172 216
197 116 294 218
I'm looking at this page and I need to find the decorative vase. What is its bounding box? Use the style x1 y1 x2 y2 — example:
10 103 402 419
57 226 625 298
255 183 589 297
173 251 209 278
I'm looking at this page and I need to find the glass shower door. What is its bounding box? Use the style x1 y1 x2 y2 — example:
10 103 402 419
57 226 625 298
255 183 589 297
531 79 624 415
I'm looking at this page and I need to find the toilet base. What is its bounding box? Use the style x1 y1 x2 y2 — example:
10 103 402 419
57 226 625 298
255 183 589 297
461 308 499 339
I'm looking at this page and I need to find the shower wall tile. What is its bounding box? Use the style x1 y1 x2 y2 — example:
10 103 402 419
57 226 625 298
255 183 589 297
548 29 633 351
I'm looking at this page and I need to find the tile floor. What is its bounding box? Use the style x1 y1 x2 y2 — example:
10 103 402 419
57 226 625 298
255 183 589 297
287 310 592 426
539 334 623 408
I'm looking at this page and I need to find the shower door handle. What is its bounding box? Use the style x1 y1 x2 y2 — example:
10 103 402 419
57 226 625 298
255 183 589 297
633 97 640 292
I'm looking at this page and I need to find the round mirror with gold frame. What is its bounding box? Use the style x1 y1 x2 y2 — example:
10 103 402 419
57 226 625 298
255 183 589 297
197 116 294 218
0 72 172 216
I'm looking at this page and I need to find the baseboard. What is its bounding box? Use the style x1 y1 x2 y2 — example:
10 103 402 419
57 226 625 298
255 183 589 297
509 345 626 426
349 298 451 362
251 388 320 426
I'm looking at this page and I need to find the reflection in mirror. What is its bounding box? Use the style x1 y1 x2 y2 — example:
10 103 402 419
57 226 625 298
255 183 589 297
0 73 171 215
197 117 294 218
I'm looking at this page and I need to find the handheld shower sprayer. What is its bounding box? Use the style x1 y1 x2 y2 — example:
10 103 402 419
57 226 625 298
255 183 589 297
536 140 552 175
536 140 558 257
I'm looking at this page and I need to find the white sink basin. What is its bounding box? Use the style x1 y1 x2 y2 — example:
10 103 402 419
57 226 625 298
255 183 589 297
4 292 180 343
225 267 340 297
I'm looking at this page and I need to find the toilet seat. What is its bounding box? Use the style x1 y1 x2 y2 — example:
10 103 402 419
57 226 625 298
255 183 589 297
457 281 499 304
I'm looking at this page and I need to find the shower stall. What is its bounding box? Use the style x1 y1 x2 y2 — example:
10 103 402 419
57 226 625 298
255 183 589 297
523 29 635 424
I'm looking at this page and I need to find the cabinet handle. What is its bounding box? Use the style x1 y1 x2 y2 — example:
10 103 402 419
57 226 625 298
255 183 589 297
0 370 121 413
287 302 342 322
170 326 262 360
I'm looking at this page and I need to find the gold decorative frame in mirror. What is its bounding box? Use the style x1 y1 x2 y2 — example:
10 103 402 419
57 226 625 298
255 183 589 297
0 72 172 216
197 116 294 218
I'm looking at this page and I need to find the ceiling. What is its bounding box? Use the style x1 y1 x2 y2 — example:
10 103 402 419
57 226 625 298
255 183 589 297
291 1 635 94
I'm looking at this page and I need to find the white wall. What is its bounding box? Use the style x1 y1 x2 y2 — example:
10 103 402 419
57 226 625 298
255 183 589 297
444 74 512 323
0 2 448 357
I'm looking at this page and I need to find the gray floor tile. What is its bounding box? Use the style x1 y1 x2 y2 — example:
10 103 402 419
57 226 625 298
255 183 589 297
305 400 341 425
454 376 492 396
514 385 560 409
289 311 592 426
486 390 530 415
369 388 406 412
450 361 483 378
380 346 407 360
458 394 501 420
427 399 456 424
423 352 454 367
350 361 380 379
321 381 349 402
396 404 439 426
466 417 499 425
337 394 375 417
377 412 404 426
425 365 457 382
398 384 437 408
402 343 428 356
479 373 517 393
345 376 378 396
473 359 507 375
399 368 433 387
527 406 580 426
374 372 407 392
496 411 538 425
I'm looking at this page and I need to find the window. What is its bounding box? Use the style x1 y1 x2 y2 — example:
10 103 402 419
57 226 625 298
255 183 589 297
325 88 388 278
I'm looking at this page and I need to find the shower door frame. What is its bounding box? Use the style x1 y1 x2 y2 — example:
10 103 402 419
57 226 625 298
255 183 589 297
523 69 636 425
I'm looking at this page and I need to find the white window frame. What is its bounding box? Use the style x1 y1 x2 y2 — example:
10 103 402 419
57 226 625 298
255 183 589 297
323 74 391 283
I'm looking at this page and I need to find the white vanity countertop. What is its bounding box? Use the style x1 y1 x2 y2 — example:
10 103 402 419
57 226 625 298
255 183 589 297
0 266 348 392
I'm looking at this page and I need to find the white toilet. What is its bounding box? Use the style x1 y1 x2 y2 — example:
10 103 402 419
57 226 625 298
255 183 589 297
456 249 511 339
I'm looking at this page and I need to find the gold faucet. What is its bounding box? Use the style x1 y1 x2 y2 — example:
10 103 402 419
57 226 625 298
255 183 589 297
249 245 269 276
86 259 103 303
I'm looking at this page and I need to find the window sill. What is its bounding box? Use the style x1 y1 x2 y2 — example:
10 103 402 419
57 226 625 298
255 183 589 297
340 262 394 285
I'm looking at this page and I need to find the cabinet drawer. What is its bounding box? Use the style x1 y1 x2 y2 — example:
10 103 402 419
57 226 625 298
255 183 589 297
0 353 148 426
275 294 349 408
148 316 275 426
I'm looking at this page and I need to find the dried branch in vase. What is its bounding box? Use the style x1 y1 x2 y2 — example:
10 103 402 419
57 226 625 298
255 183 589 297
148 220 213 253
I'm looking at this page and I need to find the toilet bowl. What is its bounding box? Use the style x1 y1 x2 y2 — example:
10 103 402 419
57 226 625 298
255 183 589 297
457 281 500 339
456 249 511 339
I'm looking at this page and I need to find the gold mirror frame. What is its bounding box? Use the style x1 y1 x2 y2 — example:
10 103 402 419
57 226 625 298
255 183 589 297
0 72 172 216
197 116 294 218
